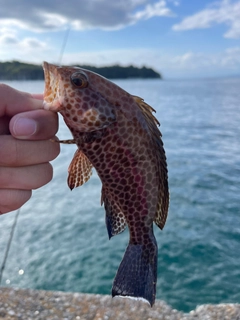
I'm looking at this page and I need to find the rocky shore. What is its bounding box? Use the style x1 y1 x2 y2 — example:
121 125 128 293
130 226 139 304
0 287 240 320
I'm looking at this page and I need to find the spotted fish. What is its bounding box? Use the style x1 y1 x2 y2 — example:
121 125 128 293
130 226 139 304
43 62 169 306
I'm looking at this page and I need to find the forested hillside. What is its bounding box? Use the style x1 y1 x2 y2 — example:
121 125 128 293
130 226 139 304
0 61 161 80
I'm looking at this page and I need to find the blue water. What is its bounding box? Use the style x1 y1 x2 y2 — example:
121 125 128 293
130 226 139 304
0 78 240 312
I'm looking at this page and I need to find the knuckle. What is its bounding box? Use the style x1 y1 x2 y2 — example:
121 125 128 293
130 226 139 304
42 162 53 183
0 83 12 93
0 136 18 166
31 110 59 140
0 167 14 188
49 139 61 159
32 163 53 190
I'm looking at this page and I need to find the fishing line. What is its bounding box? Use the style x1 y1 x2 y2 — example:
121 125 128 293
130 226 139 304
58 26 71 65
0 208 20 285
0 27 71 286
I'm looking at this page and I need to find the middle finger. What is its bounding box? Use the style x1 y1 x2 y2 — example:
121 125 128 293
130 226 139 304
0 163 53 189
0 135 60 167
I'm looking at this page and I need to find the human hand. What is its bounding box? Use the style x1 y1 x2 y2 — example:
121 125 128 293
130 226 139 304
0 84 60 214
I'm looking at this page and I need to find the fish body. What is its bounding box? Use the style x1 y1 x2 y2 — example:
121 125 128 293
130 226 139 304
43 62 169 306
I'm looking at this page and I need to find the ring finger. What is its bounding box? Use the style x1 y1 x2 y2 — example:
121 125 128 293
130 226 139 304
0 163 53 189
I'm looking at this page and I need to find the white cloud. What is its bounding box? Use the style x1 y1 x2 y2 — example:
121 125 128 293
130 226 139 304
1 44 240 77
0 28 18 45
167 0 180 6
221 47 240 66
0 34 46 51
171 52 219 69
132 0 174 21
37 12 68 31
60 47 240 77
21 37 47 50
172 0 240 39
61 49 158 67
167 48 240 77
0 0 174 32
0 27 48 62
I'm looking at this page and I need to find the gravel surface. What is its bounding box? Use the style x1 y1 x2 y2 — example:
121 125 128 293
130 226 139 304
0 287 240 320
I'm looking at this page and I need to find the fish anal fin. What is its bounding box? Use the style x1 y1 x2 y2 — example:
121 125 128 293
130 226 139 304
67 149 93 190
102 188 127 239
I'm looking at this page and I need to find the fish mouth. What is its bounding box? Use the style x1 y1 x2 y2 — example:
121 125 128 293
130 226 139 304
43 61 62 111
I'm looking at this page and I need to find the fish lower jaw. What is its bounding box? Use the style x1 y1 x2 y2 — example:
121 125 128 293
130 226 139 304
43 99 63 112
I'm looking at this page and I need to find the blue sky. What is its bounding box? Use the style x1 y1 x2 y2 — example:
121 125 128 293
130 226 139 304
0 0 240 78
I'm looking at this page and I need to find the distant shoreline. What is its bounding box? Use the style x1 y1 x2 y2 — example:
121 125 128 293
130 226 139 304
0 61 162 80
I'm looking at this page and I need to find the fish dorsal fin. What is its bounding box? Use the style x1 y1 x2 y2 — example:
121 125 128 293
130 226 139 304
132 95 160 127
68 149 93 190
132 95 169 230
101 187 127 239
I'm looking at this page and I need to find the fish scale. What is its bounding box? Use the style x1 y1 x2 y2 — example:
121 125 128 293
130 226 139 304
43 61 169 306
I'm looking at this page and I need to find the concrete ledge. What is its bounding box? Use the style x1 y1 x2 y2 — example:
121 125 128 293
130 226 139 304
0 287 240 320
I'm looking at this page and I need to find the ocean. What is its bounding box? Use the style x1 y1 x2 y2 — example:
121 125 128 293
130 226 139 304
0 77 239 312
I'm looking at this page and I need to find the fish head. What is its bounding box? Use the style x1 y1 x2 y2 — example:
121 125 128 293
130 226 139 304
43 61 116 132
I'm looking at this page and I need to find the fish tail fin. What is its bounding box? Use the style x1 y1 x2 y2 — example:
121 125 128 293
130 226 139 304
112 239 158 306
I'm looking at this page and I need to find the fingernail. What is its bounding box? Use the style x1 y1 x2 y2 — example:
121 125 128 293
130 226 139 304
13 118 37 137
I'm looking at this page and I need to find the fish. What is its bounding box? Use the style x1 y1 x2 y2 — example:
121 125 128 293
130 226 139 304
43 62 169 306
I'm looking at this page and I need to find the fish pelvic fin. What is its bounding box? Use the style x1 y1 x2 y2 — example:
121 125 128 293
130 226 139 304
101 187 127 239
68 149 93 190
112 239 158 306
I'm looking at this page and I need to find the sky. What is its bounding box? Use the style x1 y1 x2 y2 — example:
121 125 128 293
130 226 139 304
0 0 240 78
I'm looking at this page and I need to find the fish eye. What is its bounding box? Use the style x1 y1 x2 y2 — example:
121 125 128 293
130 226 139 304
70 72 88 88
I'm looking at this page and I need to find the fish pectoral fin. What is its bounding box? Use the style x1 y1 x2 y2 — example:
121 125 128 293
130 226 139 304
67 149 93 190
101 188 127 239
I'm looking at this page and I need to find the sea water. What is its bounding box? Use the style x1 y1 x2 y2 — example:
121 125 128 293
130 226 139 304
0 77 239 312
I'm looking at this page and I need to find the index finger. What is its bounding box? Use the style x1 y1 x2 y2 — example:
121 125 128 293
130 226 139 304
32 93 43 100
0 84 43 117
